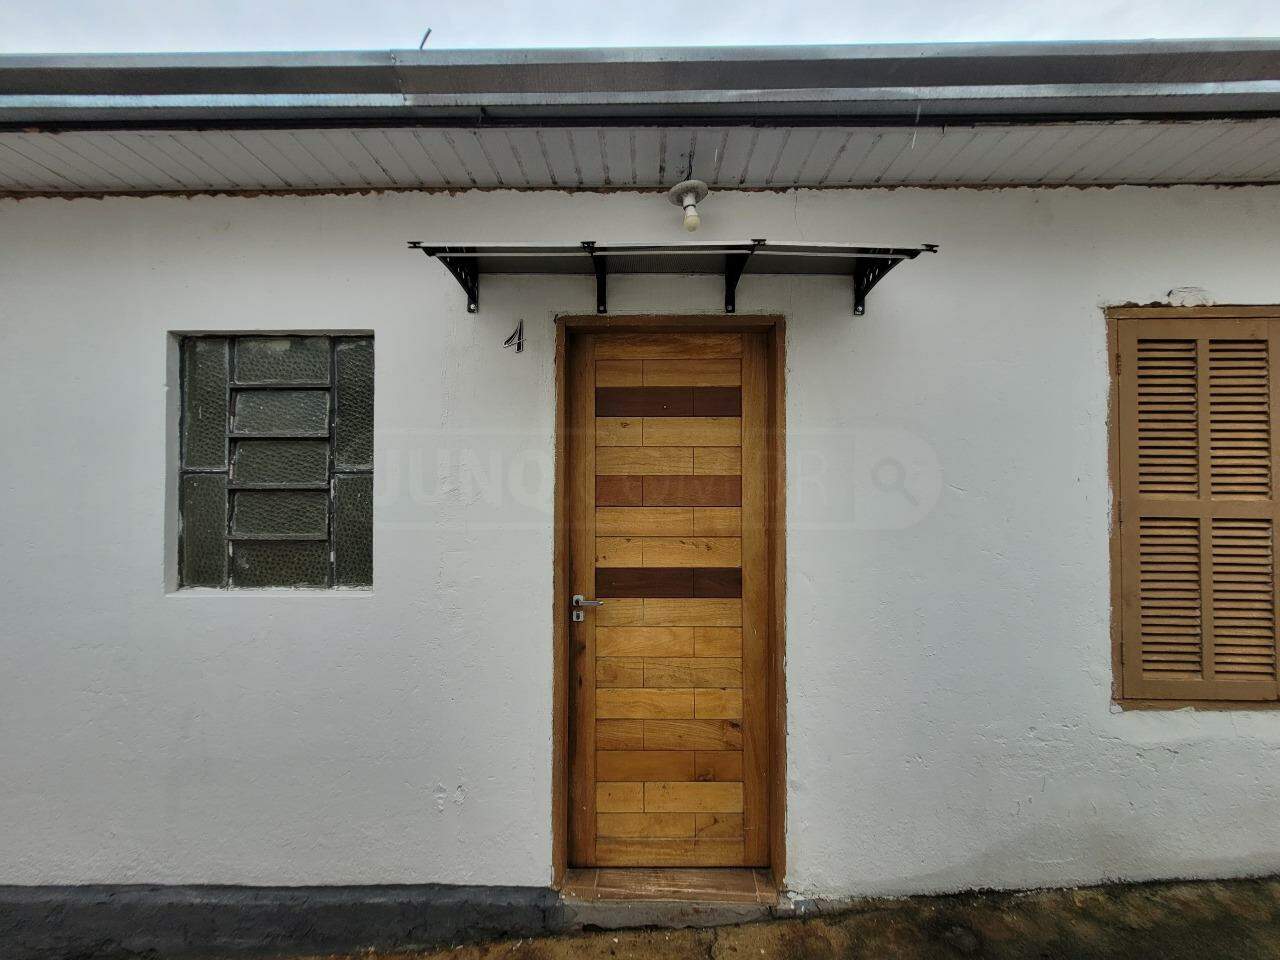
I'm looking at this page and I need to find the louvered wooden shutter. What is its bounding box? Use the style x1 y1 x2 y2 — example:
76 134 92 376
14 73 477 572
1117 317 1279 701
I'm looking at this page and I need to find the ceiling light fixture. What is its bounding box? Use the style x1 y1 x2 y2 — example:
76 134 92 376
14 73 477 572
667 179 709 232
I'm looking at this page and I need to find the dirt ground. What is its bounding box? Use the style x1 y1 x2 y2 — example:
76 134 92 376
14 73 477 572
296 876 1280 960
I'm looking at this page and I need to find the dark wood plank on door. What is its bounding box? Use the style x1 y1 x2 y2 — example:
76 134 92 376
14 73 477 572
644 476 742 506
693 387 742 416
597 476 644 506
596 387 743 418
597 567 743 598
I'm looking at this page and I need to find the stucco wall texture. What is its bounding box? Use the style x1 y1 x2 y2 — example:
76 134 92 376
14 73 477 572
2 185 1280 898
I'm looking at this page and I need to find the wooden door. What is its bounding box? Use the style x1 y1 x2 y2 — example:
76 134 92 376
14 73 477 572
567 329 771 867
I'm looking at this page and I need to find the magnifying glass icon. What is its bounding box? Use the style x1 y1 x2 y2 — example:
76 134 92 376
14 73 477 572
871 457 919 507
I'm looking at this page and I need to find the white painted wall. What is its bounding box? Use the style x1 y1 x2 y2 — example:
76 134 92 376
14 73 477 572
2 185 1280 896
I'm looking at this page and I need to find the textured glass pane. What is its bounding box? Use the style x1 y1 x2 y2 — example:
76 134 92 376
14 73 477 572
232 390 329 436
231 541 329 588
181 474 228 587
232 440 329 486
235 336 330 385
231 490 328 537
334 474 373 587
335 338 374 469
181 338 229 469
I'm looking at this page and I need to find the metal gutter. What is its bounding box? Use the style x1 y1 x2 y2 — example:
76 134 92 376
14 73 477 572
3 39 1280 128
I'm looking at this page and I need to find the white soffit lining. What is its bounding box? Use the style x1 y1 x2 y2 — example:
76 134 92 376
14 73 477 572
2 119 1280 194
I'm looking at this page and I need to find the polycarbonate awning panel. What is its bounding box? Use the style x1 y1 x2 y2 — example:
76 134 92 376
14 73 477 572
407 240 938 316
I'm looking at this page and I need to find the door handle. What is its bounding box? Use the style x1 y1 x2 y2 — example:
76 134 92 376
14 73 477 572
572 594 605 621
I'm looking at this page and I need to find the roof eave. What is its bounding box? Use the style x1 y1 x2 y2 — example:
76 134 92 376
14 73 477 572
4 39 1280 129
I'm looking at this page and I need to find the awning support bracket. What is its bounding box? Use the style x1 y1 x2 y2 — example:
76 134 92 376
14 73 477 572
853 258 891 316
412 242 481 313
852 248 937 316
724 239 763 314
582 241 608 314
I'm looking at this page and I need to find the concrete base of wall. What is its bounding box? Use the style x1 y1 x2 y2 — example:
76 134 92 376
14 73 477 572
0 883 785 959
0 884 562 960
7 877 1280 959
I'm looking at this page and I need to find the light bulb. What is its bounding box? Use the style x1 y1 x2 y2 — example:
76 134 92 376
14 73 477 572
681 193 700 231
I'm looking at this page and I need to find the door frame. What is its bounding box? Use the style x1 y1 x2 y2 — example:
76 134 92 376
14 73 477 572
551 314 787 887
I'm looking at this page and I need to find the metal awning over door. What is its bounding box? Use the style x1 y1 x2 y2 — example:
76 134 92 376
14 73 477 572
408 240 937 316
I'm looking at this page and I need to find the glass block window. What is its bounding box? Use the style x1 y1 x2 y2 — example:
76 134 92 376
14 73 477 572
178 335 373 588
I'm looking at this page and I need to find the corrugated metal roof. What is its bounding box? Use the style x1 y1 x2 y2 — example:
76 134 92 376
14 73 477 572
2 41 1279 193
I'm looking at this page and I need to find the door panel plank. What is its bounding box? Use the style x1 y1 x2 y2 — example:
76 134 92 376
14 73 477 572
597 688 694 719
596 507 694 536
596 658 644 687
598 626 695 657
644 657 743 688
597 782 644 812
597 719 644 749
597 598 644 625
644 417 741 447
641 537 742 568
597 750 696 781
644 719 743 750
643 598 742 626
694 448 743 475
597 447 693 475
598 567 743 600
692 388 743 417
644 358 741 386
597 387 693 417
695 627 743 656
644 781 744 813
644 476 741 506
695 751 744 782
692 568 744 598
597 813 696 837
598 567 695 598
597 360 643 386
596 537 643 567
695 813 744 838
597 418 641 446
594 332 743 359
595 838 745 867
694 507 742 536
596 476 644 506
695 687 744 719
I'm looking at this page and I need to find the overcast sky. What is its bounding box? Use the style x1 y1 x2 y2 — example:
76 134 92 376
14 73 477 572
2 0 1278 53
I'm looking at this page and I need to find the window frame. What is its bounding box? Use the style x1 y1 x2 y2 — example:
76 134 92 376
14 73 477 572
1108 305 1280 709
170 331 374 592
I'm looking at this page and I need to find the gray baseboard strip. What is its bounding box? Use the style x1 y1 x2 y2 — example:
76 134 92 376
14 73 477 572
0 884 561 960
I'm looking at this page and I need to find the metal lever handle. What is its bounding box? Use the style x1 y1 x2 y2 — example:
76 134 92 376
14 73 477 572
572 594 605 621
